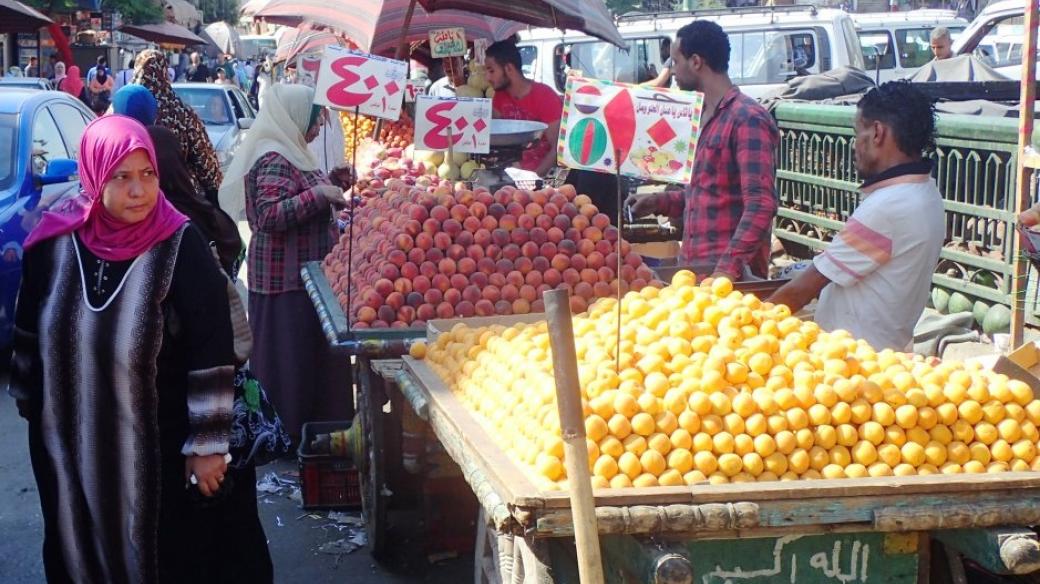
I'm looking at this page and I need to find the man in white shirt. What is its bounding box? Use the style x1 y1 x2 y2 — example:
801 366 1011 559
769 81 945 351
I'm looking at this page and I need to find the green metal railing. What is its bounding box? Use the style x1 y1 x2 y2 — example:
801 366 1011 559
772 102 1040 325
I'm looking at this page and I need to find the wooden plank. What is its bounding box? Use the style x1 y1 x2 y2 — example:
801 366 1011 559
935 528 1040 576
402 356 545 508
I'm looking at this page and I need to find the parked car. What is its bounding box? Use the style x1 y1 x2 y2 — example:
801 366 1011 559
0 88 94 347
517 5 865 99
0 77 55 91
853 10 968 82
953 0 1035 79
171 82 256 170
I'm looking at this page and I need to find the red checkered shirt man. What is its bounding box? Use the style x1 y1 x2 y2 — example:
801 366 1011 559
630 21 779 280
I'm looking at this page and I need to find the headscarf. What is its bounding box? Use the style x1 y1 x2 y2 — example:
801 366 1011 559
219 84 320 221
53 61 66 85
24 115 188 261
95 66 109 84
61 65 85 98
132 49 223 194
112 84 158 126
148 126 242 273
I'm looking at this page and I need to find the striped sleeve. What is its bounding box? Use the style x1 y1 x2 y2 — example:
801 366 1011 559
814 216 893 287
181 365 235 456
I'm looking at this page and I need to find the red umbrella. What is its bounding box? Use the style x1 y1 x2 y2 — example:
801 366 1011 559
418 0 623 47
253 0 524 57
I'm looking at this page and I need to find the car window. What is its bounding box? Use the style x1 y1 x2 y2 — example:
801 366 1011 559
859 31 896 70
31 108 69 175
974 15 1027 67
173 87 233 125
896 28 937 68
48 103 89 161
229 88 253 119
519 45 538 80
0 114 15 191
730 30 819 85
563 36 669 90
226 89 245 120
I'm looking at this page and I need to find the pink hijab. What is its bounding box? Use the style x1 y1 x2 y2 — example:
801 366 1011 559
60 65 84 97
25 115 188 261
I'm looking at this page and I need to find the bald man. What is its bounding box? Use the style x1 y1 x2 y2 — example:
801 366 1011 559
930 27 954 60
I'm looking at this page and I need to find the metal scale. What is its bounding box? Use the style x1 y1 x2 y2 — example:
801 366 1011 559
469 119 549 191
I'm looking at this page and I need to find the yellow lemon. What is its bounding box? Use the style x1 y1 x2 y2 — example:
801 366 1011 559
878 444 902 467
894 405 918 429
742 452 765 476
618 451 642 480
631 412 656 437
868 462 894 477
852 440 879 466
593 455 619 480
623 434 648 456
694 451 719 475
775 431 797 455
607 414 632 440
788 449 811 474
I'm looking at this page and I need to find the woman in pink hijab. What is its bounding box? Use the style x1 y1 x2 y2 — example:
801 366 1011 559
11 115 272 583
56 63 86 105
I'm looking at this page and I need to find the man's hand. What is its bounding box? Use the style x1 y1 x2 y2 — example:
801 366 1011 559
185 454 228 497
328 166 355 190
628 194 663 218
1022 204 1040 228
767 264 831 314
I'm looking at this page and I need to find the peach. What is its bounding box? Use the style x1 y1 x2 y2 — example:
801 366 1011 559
540 242 558 259
570 254 587 271
430 205 450 222
380 264 400 281
544 268 562 287
547 227 565 244
531 299 545 312
550 254 570 272
375 278 394 297
450 274 468 291
482 285 501 303
437 193 455 208
517 214 535 231
595 240 613 256
413 275 431 293
489 273 507 287
495 259 514 275
580 268 600 285
455 301 476 318
463 216 481 233
510 228 530 246
400 262 419 280
525 270 543 288
450 204 469 222
506 201 525 217
571 215 590 231
512 298 531 314
543 202 560 218
403 220 422 237
462 285 482 304
420 261 438 279
502 244 521 261
474 229 492 247
574 281 594 300
416 304 436 322
636 266 655 282
532 256 550 273
561 202 578 218
368 321 387 329
456 231 475 248
592 213 611 230
488 203 507 219
475 299 495 316
631 278 648 290
444 288 462 306
552 215 571 232
583 226 603 242
376 305 396 324
625 253 643 268
506 271 525 288
558 184 577 200
416 232 435 250
485 245 502 261
562 268 582 287
433 232 452 250
442 219 462 237
519 285 538 302
620 240 632 256
574 194 591 206
481 216 498 231
436 258 455 276
501 284 520 302
521 241 540 259
492 228 510 247
620 265 636 281
577 239 596 257
397 305 416 324
388 250 407 267
435 302 455 319
466 244 485 261
424 288 443 305
550 193 568 208
515 257 534 275
427 249 444 264
535 214 553 231
456 189 475 206
431 273 451 292
565 228 582 242
569 295 587 314
558 240 577 256
587 252 606 270
470 202 487 219
408 205 429 222
458 257 477 275
477 257 496 275
447 244 466 261
357 306 377 323
494 300 513 315
499 214 518 230
604 226 619 243
407 248 425 266
604 253 619 270
530 228 548 246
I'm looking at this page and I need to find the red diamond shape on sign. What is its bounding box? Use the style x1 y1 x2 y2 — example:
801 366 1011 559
364 75 379 90
647 119 677 147
454 118 468 131
473 119 487 132
384 81 399 95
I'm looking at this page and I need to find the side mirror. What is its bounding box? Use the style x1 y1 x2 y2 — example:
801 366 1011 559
237 117 254 130
39 158 77 186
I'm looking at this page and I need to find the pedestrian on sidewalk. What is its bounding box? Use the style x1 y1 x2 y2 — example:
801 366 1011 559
56 64 89 106
219 84 353 444
133 49 224 208
9 114 271 583
87 65 114 114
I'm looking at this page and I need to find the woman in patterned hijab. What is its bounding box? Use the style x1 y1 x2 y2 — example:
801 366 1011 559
133 49 224 206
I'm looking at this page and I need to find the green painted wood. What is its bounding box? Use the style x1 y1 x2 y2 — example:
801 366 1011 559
935 528 1040 576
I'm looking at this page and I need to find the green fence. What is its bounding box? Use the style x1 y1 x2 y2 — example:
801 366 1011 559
772 102 1040 327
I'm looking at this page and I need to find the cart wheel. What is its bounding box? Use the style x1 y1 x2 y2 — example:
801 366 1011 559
358 361 389 558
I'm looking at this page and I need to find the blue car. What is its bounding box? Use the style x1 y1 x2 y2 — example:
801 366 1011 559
0 88 94 347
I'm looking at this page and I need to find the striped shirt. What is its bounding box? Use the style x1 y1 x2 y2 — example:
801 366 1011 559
814 164 944 350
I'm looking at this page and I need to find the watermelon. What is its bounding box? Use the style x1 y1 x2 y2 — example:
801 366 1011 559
948 292 973 315
983 304 1012 335
931 288 950 313
973 300 990 327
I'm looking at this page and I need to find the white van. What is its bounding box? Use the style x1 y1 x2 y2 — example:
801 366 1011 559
852 10 968 82
517 5 865 100
953 0 1036 79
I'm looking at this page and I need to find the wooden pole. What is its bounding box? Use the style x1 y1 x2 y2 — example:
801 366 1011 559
1012 0 1040 348
543 289 605 584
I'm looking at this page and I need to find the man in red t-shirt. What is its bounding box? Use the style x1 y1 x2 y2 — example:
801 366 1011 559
484 40 563 177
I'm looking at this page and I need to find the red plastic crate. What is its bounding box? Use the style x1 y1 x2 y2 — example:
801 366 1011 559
298 421 362 510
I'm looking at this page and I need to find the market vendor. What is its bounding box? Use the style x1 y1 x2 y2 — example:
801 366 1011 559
768 81 945 352
629 21 779 280
484 40 563 177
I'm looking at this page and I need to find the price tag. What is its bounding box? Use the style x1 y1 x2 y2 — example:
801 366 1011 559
429 27 467 59
404 81 424 103
414 95 491 154
313 45 408 121
473 38 489 64
557 77 703 185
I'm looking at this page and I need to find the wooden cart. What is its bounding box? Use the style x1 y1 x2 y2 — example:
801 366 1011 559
304 262 1040 583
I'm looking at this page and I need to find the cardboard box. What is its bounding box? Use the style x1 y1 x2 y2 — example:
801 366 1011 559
991 341 1040 396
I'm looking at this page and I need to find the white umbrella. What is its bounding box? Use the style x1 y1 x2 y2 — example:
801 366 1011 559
203 21 243 55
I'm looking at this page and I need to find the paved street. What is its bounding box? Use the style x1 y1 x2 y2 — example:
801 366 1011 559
0 385 472 583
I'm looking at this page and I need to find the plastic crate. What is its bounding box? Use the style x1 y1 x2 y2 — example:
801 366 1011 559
298 421 362 510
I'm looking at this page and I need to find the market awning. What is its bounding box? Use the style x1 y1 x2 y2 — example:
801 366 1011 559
275 28 355 64
202 21 242 55
418 0 624 47
163 0 202 28
252 0 524 56
119 22 207 47
0 0 54 34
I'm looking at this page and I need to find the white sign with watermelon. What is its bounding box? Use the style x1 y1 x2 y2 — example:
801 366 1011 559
557 77 704 184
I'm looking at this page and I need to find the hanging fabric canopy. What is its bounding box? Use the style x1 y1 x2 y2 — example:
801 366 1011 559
0 0 54 34
418 0 624 47
119 22 207 47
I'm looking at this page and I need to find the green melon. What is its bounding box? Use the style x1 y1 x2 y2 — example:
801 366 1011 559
973 300 990 327
931 288 950 313
983 304 1012 335
948 292 973 315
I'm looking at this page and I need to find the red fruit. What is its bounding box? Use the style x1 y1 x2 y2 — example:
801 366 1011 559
476 192 494 206
477 257 496 275
535 214 553 231
442 219 463 237
580 268 600 285
547 227 565 244
470 202 487 219
544 268 562 287
574 282 594 300
463 216 481 233
456 301 476 318
488 203 507 219
530 228 548 246
531 299 545 312
492 228 511 247
553 214 571 231
532 256 550 273
510 228 530 246
604 253 619 270
495 259 514 275
397 305 416 324
494 189 512 205
400 262 419 280
408 205 429 222
489 273 507 287
380 264 400 281
543 202 560 217
499 214 518 230
540 241 558 259
403 220 422 237
470 272 489 288
636 266 655 282
506 271 525 287
511 298 530 314
417 304 436 321
388 250 407 267
413 276 431 293
550 254 570 272
506 201 525 217
485 245 502 260
592 213 611 230
625 253 644 268
433 232 452 250
525 270 543 287
595 240 613 255
424 288 443 305
501 284 520 302
420 261 438 279
435 302 455 318
502 244 521 261
416 232 435 250
521 241 540 259
481 216 498 231
455 231 474 248
375 278 394 297
456 190 475 206
583 226 603 242
450 204 469 222
357 306 377 323
559 240 578 256
519 285 537 302
580 203 599 218
536 284 552 297
447 244 466 261
475 299 495 316
444 288 462 306
577 239 596 257
513 190 532 207
562 269 582 287
474 229 492 247
370 320 389 329
604 226 620 243
458 257 477 275
494 300 513 315
620 265 637 281
571 255 587 271
450 273 468 291
431 274 451 292
430 205 450 222
386 291 405 310
438 258 456 276
407 248 425 266
561 202 578 218
569 295 587 314
483 285 501 303
631 278 648 290
463 285 482 304
564 228 581 242
515 257 534 275
587 252 606 270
